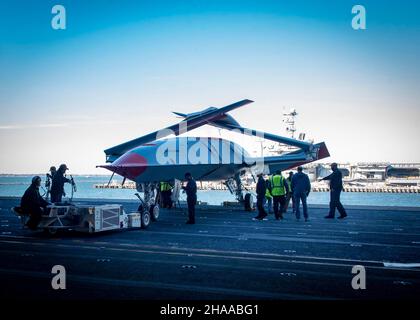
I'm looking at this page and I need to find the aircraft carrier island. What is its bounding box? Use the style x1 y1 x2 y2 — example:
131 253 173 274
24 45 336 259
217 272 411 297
0 197 419 300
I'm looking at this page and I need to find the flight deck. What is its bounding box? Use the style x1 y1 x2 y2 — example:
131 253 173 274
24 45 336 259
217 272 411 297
0 197 419 300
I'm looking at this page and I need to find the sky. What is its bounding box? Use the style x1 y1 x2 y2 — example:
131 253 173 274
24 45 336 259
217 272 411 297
0 0 419 174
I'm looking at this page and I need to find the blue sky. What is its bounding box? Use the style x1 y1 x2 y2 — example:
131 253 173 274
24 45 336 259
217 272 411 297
0 0 419 173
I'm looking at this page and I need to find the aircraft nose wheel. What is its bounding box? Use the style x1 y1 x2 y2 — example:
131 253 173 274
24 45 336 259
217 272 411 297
44 227 58 236
141 210 151 229
150 204 160 221
244 193 255 211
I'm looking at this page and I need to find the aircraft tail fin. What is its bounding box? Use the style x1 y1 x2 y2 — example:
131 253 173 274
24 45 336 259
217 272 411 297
172 111 187 118
104 99 254 162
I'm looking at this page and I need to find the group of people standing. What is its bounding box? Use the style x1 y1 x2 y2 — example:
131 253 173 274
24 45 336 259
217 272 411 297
255 163 347 221
20 164 346 231
45 164 75 203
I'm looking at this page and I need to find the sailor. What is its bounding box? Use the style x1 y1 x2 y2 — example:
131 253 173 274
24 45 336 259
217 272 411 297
291 166 311 221
45 166 56 201
321 163 347 219
21 176 50 230
160 181 173 209
270 170 289 220
264 177 273 214
254 173 268 220
284 171 294 212
50 164 72 203
182 173 197 224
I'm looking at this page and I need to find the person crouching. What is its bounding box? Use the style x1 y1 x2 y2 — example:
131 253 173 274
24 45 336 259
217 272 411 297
21 176 50 230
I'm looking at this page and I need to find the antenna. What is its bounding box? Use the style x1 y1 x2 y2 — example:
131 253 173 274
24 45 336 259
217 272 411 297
282 107 298 139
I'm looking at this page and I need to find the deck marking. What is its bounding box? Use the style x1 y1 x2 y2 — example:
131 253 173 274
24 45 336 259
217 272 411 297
1 238 420 273
1 238 418 269
384 262 420 268
393 281 412 286
0 267 315 300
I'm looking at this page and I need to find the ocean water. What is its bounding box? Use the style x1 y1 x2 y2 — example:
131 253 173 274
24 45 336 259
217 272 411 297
0 175 419 207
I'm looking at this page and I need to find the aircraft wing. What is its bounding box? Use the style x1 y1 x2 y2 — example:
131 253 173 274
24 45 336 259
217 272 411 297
104 99 254 162
254 142 330 172
215 123 313 151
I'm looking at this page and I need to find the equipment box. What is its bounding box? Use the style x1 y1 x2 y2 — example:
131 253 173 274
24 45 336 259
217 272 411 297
94 204 123 232
127 212 141 228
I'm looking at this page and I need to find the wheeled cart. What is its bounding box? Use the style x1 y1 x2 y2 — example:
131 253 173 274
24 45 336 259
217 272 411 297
12 202 158 235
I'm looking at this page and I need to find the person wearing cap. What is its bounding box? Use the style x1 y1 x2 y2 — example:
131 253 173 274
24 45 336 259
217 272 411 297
321 163 347 219
50 164 72 203
182 172 197 224
21 176 50 230
48 166 57 179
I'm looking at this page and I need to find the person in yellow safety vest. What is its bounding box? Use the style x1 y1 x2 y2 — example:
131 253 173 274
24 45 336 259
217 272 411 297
264 177 273 214
160 181 173 209
269 170 289 220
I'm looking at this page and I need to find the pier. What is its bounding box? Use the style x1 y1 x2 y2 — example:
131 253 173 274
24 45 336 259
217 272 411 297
313 186 420 193
95 182 420 193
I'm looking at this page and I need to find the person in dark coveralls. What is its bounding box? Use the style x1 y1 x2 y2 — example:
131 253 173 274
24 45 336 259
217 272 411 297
182 173 197 224
322 163 347 219
291 166 311 222
50 164 72 203
284 171 294 212
254 173 267 220
45 166 56 202
21 176 50 230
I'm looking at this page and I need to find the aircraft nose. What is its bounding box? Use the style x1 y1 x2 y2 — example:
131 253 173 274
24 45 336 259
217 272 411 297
107 152 148 179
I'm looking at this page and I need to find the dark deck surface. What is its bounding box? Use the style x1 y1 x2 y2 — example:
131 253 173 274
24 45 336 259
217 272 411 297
0 197 419 300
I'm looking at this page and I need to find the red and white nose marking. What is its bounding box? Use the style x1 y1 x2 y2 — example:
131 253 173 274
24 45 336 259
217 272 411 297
107 152 148 180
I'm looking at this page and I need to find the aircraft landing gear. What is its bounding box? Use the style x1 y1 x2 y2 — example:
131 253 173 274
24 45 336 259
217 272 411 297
244 193 255 211
135 182 160 227
149 204 160 221
141 210 151 229
225 173 254 211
